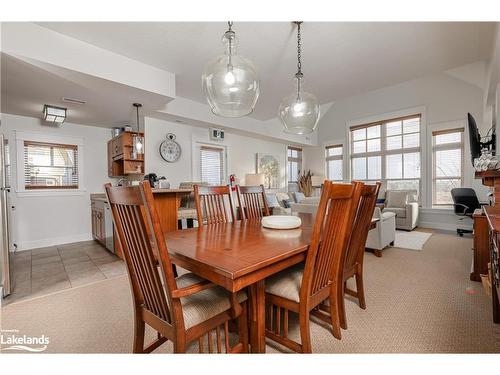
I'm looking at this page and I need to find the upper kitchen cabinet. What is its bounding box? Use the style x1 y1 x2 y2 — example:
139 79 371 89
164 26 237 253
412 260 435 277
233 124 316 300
107 131 144 177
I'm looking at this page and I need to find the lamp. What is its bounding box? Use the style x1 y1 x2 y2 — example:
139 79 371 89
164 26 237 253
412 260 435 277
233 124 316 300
279 22 320 135
43 105 66 123
245 173 265 186
132 103 144 157
202 21 260 117
311 175 325 187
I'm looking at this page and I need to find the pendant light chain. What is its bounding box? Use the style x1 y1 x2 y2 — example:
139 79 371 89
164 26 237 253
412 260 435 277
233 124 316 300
296 21 302 76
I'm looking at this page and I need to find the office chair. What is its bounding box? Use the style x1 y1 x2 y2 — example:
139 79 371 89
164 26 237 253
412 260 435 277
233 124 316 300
450 188 481 236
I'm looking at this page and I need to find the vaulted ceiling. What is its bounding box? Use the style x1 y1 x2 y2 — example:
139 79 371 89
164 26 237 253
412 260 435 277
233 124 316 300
37 22 495 121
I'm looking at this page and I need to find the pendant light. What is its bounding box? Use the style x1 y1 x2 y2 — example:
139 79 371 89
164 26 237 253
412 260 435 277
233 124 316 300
202 21 260 117
279 22 320 135
132 103 144 156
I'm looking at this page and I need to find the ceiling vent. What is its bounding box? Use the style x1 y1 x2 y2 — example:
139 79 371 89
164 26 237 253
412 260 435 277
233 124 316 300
62 97 86 105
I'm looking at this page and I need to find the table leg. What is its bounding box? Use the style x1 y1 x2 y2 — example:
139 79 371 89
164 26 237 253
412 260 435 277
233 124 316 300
249 280 266 353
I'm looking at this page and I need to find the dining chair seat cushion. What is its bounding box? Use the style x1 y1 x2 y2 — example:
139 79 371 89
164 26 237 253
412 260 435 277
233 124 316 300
175 273 247 329
265 263 304 303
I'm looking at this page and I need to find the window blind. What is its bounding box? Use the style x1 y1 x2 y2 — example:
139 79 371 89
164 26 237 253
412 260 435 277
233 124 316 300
200 145 224 185
325 144 343 181
24 141 79 189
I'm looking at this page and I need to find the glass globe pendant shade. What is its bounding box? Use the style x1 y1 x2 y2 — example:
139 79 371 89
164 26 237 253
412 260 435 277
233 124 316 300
279 76 320 135
202 27 260 117
133 134 144 155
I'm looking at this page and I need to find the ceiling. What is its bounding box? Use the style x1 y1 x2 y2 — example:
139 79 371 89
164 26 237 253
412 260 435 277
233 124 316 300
36 22 496 121
0 53 172 127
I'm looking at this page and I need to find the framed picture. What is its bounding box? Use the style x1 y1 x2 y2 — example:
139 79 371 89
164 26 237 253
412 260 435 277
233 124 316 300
257 153 282 189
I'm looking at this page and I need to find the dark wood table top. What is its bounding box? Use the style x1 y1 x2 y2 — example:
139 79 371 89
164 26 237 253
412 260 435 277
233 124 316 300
166 213 315 280
165 214 379 292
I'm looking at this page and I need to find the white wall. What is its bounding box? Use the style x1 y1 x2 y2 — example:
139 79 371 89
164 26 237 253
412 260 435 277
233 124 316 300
304 72 489 209
0 113 111 250
145 117 288 190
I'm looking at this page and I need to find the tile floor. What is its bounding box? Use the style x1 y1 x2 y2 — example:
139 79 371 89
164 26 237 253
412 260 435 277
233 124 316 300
4 240 126 305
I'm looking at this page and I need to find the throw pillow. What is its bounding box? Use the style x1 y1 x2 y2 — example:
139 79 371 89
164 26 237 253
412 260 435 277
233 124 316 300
280 199 291 208
266 194 280 208
294 192 306 203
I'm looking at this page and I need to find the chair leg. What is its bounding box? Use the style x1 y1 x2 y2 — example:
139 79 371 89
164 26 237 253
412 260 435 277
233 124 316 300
238 301 249 353
133 315 145 353
355 271 366 310
328 290 342 340
299 310 312 353
339 283 347 330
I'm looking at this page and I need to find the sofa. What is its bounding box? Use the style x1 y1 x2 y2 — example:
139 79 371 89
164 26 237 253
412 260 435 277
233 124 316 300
383 190 419 231
365 207 396 256
290 196 320 215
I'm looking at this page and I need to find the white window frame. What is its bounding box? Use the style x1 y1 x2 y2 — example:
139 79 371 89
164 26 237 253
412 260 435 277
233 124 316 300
15 131 85 197
325 144 343 181
349 114 422 198
192 142 227 185
287 146 302 183
431 127 464 206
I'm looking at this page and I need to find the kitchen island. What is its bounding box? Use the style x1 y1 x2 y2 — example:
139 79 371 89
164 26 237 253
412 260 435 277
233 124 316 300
151 188 193 233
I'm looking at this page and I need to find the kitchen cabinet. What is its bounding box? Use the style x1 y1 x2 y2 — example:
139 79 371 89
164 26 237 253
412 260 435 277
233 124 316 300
91 199 105 245
107 131 144 177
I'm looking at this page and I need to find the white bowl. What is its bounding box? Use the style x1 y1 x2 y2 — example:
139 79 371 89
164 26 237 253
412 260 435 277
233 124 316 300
261 215 302 230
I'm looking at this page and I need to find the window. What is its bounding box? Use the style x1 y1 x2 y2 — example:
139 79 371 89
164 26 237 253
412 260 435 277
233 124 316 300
325 144 343 181
432 128 464 205
350 115 421 194
287 146 302 182
200 145 225 185
24 141 79 189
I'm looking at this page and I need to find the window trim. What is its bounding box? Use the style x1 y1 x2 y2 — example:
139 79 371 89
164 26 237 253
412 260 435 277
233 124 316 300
431 127 464 206
15 131 85 197
349 114 422 197
199 144 225 186
23 140 79 190
325 144 343 181
287 146 302 183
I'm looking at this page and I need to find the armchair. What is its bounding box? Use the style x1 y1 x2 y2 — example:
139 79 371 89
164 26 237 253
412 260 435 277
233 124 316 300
365 207 396 256
383 190 419 231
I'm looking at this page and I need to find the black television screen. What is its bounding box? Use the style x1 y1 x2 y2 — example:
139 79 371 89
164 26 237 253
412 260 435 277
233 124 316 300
467 113 481 166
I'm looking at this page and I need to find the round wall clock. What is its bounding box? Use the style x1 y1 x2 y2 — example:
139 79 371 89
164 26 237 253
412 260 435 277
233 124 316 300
159 133 181 163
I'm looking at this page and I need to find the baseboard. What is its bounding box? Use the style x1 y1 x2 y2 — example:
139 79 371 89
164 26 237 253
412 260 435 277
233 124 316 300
15 233 93 251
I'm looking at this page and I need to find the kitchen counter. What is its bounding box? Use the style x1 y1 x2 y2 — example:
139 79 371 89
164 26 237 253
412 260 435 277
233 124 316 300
152 188 193 194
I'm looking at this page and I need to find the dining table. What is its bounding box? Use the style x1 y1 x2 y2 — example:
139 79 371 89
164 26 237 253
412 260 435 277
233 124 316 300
165 213 378 353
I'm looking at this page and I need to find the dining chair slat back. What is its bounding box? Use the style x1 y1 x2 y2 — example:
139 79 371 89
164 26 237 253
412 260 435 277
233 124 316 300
194 185 236 225
105 181 248 353
305 181 364 298
105 182 173 323
236 185 270 220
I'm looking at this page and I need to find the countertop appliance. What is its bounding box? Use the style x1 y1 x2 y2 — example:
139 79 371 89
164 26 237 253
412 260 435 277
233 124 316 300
144 173 158 188
0 134 13 297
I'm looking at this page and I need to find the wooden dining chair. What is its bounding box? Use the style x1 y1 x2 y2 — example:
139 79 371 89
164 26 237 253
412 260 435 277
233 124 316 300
104 181 248 353
194 185 236 225
315 182 381 333
264 181 364 353
235 184 270 220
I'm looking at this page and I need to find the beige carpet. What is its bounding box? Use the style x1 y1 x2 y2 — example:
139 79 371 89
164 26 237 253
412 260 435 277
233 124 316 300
2 231 500 353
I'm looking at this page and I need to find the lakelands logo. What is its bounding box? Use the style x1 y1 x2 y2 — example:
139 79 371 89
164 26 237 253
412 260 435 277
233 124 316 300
0 329 49 352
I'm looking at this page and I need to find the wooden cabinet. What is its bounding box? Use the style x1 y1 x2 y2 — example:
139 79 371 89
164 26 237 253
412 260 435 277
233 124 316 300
107 131 144 177
472 209 489 281
91 199 105 245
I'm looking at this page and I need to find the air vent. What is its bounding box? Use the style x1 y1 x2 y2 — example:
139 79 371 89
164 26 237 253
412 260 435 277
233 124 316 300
62 97 86 105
